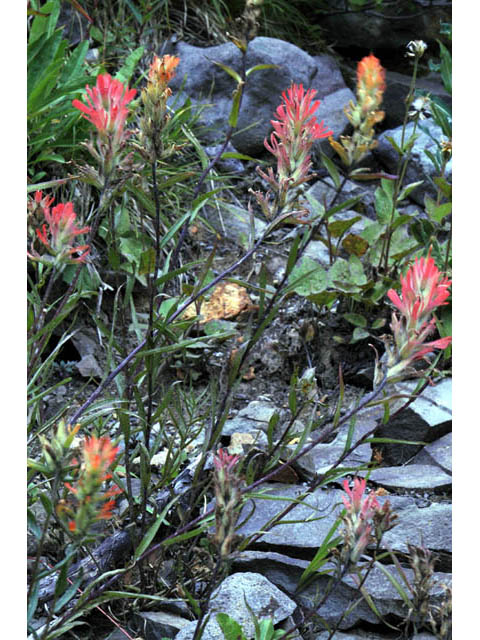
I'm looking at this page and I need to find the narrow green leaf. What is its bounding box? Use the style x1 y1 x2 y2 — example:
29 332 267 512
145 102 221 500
134 497 179 560
211 60 242 84
228 83 244 128
245 63 279 77
116 46 145 85
321 153 341 189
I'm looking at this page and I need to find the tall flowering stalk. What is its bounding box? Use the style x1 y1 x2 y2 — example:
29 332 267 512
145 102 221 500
61 435 122 536
27 192 90 267
379 248 452 382
73 73 136 177
329 54 386 168
254 83 332 218
212 449 243 558
138 54 180 161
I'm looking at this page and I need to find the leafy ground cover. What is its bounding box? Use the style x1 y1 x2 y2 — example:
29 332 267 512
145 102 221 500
27 2 452 639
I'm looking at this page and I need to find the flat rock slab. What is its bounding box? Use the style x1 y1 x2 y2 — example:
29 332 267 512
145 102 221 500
238 486 451 556
175 573 296 640
222 399 277 436
380 501 452 554
135 611 191 639
396 378 452 427
412 432 452 473
359 463 451 490
292 415 377 477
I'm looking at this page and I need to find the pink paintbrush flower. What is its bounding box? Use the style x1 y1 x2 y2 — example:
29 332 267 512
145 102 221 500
382 248 452 380
28 199 90 266
264 83 333 185
341 477 382 564
73 73 136 147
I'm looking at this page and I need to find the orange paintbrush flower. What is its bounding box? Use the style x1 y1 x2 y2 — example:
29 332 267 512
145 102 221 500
357 53 386 114
62 435 122 537
148 54 180 86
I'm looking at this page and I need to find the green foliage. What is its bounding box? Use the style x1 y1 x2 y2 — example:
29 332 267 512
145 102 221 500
27 0 94 179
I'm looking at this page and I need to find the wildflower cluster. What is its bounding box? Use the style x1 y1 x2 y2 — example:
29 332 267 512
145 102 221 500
340 477 396 566
73 73 136 177
329 54 386 168
380 248 452 382
138 54 180 161
212 449 243 558
254 83 332 218
27 191 90 267
61 435 122 536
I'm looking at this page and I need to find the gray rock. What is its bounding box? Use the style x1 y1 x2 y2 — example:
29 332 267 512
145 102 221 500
380 501 452 554
135 611 191 639
222 399 277 437
175 573 296 640
76 353 103 378
375 120 452 205
231 550 450 630
292 414 377 477
396 378 452 427
413 432 452 473
205 141 245 174
237 483 342 549
204 202 267 248
360 463 451 490
312 87 355 157
383 70 452 130
166 37 350 154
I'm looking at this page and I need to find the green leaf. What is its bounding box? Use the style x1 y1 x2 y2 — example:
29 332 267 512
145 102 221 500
229 82 244 128
341 233 369 257
297 517 341 589
433 176 452 200
374 561 412 607
375 185 393 224
216 613 247 640
54 573 84 613
344 313 367 328
246 63 279 77
351 327 370 342
438 41 452 94
59 40 89 86
211 60 242 84
289 256 327 297
320 153 341 189
328 216 361 239
139 248 156 275
116 46 145 85
134 497 179 560
398 181 423 202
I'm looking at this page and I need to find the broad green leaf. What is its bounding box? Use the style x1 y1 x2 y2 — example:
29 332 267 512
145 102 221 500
342 233 369 257
328 216 361 238
116 46 145 85
375 185 393 224
216 613 247 640
344 313 367 328
289 256 327 297
398 181 423 202
351 327 370 342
